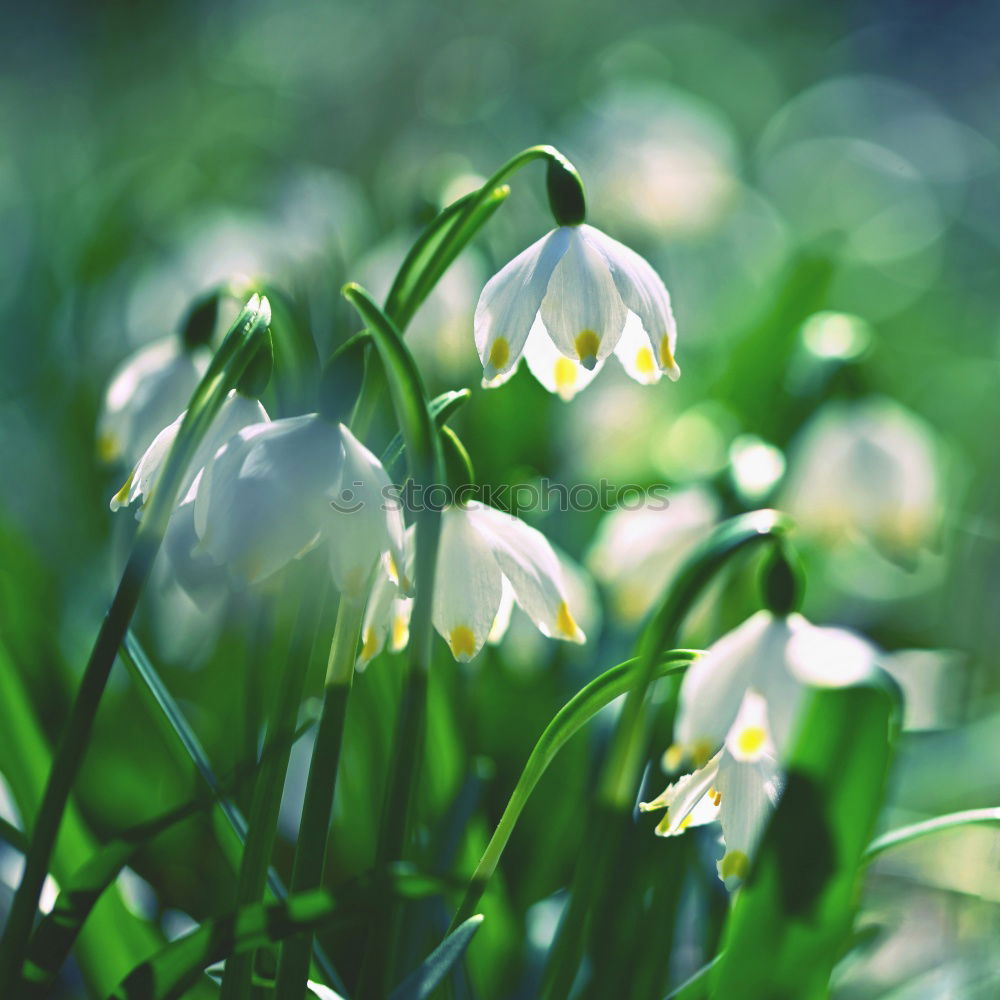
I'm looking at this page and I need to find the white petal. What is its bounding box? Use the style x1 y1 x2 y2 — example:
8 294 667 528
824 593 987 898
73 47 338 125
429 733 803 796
612 313 662 386
487 577 516 645
521 320 601 401
98 339 208 464
583 225 679 380
357 567 412 669
539 227 628 368
465 503 584 644
724 690 776 763
785 620 879 688
639 752 722 836
326 425 405 603
475 227 571 379
675 611 777 758
194 414 343 584
432 506 504 662
715 748 783 889
162 496 229 603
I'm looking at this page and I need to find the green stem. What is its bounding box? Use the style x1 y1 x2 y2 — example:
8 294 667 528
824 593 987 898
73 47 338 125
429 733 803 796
0 296 270 994
219 573 327 1000
449 653 698 932
864 807 1000 861
273 598 363 1000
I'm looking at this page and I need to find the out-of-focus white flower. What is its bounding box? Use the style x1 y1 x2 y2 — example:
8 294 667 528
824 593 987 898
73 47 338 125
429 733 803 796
587 488 718 623
326 428 406 603
98 337 208 465
643 612 878 888
190 415 403 594
357 503 585 665
194 414 343 584
781 397 942 554
109 390 267 514
476 224 679 397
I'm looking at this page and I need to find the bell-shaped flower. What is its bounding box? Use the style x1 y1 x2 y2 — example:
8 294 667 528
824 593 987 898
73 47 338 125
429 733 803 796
587 487 718 623
641 691 783 889
193 414 346 585
357 546 414 670
325 427 406 604
673 610 878 767
109 390 268 515
357 504 586 665
98 337 209 465
781 397 942 555
475 224 679 397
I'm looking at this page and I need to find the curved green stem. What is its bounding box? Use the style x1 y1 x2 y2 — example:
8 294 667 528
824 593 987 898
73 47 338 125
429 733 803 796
864 807 1000 861
273 597 363 1000
449 651 699 931
0 296 271 994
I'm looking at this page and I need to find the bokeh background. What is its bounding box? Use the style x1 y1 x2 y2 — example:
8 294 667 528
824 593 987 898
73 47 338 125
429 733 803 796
2 1 999 997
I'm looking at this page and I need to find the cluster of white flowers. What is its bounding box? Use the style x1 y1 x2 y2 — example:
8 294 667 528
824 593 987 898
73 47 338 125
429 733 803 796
100 188 900 896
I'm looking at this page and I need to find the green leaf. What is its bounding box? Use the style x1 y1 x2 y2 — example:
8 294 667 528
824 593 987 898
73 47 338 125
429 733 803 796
0 638 161 996
663 957 717 1000
110 890 344 1000
711 676 900 1000
450 651 699 929
864 806 1000 861
389 915 485 1000
381 389 471 473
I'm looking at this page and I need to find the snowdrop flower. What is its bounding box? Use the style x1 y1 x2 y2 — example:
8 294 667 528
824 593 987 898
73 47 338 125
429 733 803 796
193 415 404 592
644 616 876 887
781 397 942 554
109 390 268 515
672 610 878 767
98 336 209 465
357 503 585 665
587 488 718 623
641 691 783 889
476 224 679 398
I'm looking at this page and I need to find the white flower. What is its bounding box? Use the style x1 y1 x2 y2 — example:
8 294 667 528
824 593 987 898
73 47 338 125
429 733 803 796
586 488 718 623
193 414 345 585
641 691 783 889
192 415 403 593
643 613 877 888
98 337 208 465
357 503 586 666
325 427 406 603
674 610 878 766
109 390 268 515
781 397 942 554
475 224 679 397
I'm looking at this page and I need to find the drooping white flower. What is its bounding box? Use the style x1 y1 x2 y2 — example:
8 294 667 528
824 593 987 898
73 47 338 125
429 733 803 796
475 224 679 397
109 390 268 515
356 544 414 669
357 503 586 666
641 691 783 889
586 488 718 623
325 426 406 603
98 337 209 465
643 612 877 888
193 414 346 585
191 415 404 595
781 397 942 554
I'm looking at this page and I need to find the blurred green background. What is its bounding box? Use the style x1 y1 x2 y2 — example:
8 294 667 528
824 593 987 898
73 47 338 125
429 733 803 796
1 1 998 997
